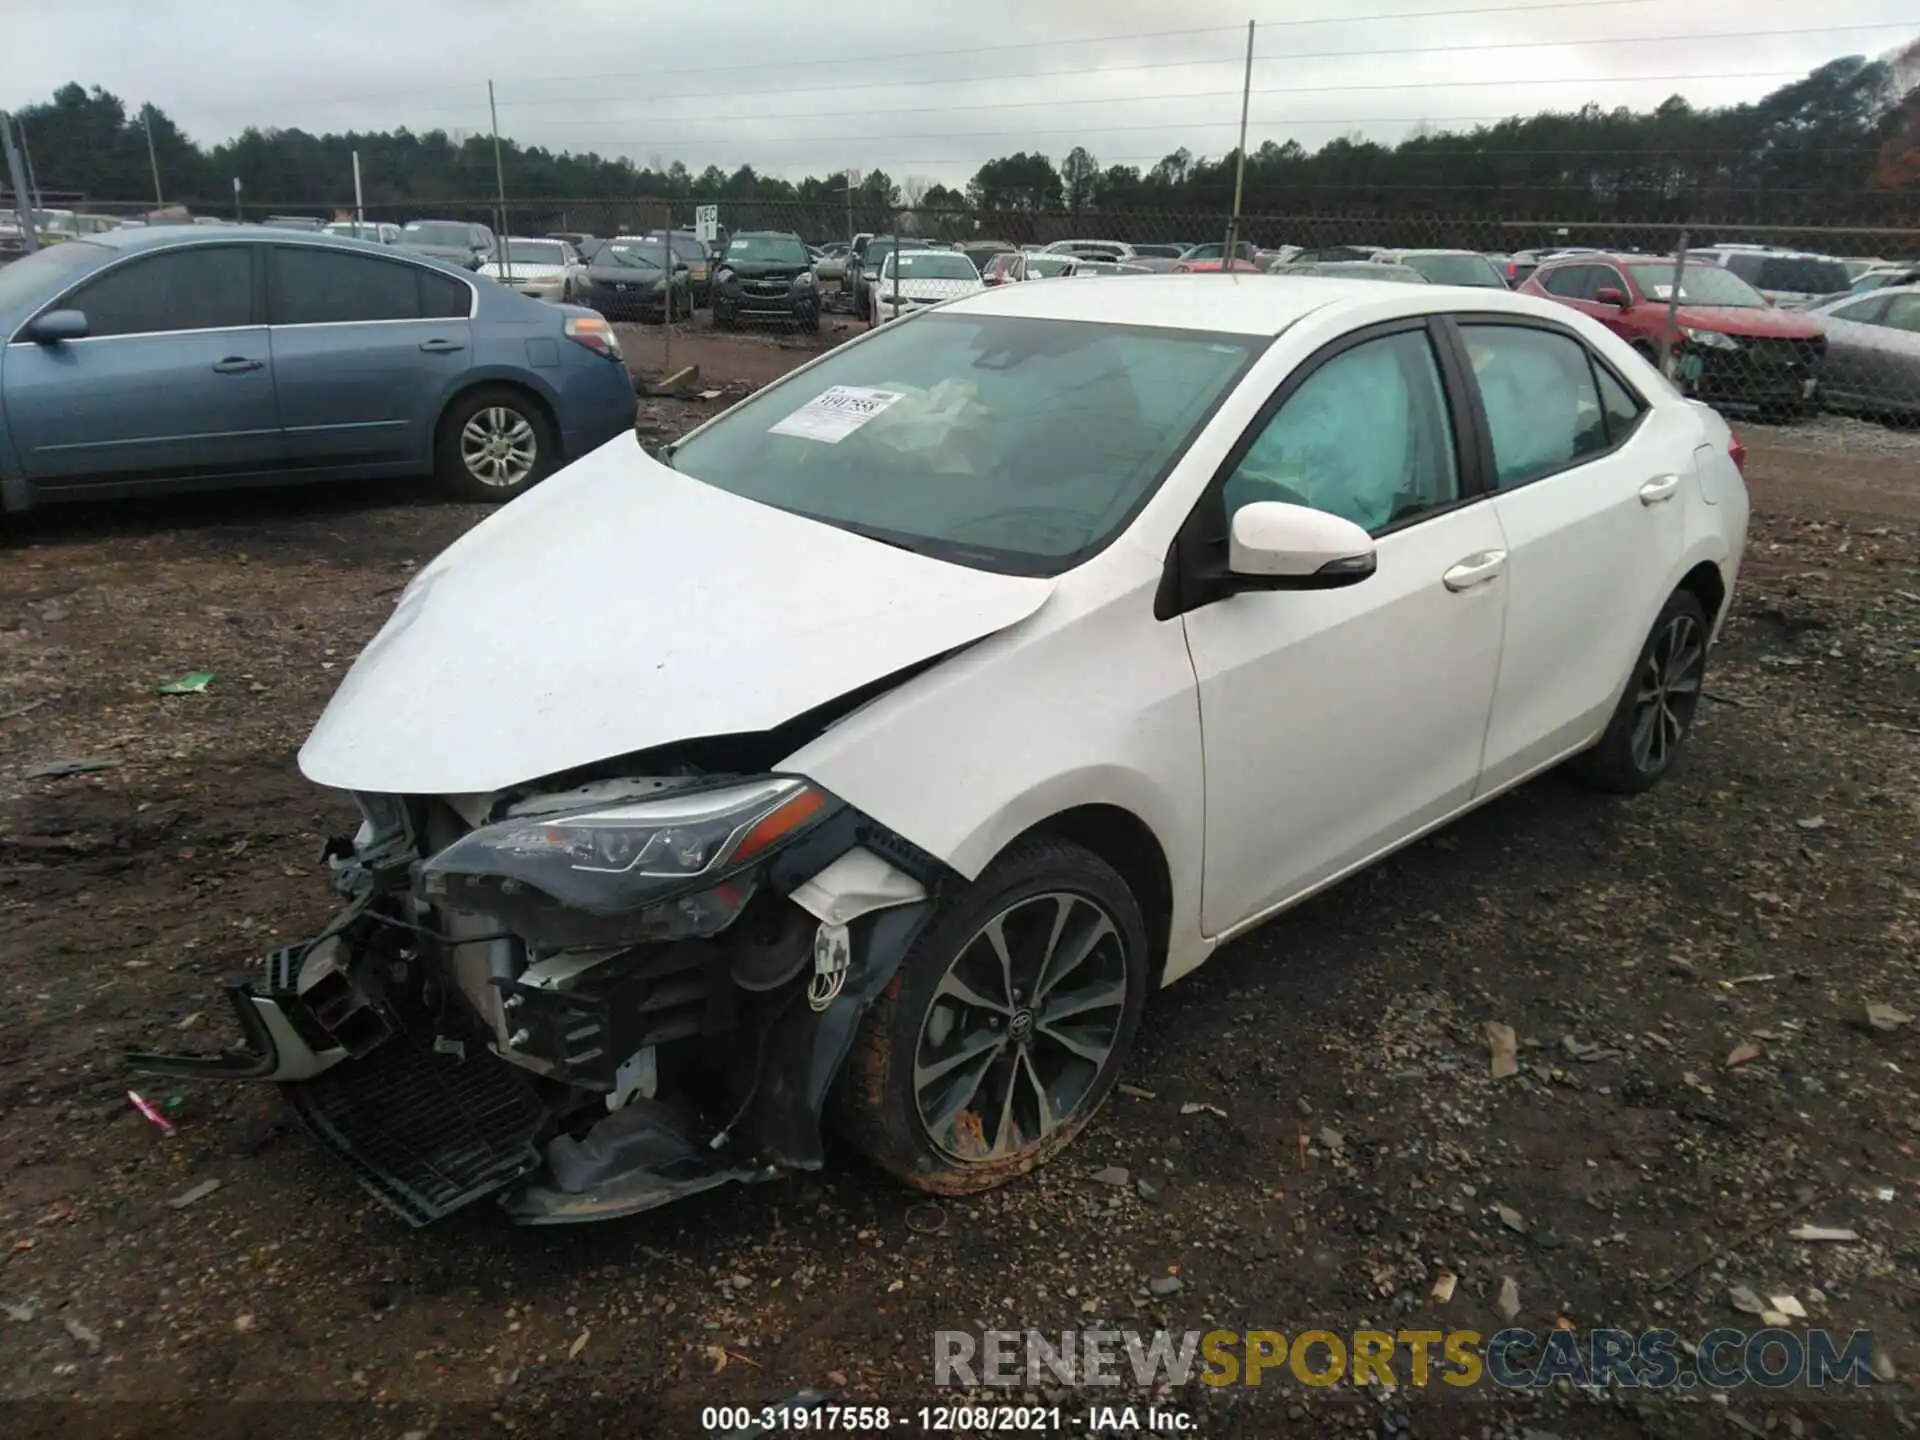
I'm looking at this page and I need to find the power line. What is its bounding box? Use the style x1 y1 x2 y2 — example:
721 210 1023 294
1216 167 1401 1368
490 24 1916 113
179 0 1674 115
485 70 1812 141
545 0 1674 88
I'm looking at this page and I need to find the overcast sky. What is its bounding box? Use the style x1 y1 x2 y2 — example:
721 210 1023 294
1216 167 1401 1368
5 0 1916 185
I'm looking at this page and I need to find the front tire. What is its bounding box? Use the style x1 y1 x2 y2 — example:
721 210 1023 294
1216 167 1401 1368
435 386 555 503
835 837 1149 1195
1573 589 1709 794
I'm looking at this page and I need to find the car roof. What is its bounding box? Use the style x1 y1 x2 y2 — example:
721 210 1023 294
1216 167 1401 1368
44 225 409 259
946 273 1573 335
1376 248 1484 257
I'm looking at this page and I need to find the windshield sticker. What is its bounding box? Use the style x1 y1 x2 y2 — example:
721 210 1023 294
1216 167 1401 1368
768 385 906 444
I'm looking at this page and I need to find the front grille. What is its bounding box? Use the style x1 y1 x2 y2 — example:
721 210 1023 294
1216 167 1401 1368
285 1028 544 1226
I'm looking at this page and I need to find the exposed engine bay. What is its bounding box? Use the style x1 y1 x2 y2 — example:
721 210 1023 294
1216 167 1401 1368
132 765 942 1226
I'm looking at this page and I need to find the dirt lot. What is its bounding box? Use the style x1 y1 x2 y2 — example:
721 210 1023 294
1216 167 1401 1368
0 330 1916 1438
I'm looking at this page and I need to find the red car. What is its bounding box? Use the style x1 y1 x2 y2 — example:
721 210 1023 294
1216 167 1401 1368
1171 258 1264 274
980 252 1022 286
1522 252 1825 415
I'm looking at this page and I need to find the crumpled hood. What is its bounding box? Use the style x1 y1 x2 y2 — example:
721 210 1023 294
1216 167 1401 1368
298 442 1054 796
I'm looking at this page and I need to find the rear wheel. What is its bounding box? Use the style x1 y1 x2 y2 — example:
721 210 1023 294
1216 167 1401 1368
836 838 1149 1195
435 386 555 503
1573 589 1709 794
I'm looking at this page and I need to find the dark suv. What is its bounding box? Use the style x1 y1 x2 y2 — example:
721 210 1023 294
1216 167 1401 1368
712 232 821 330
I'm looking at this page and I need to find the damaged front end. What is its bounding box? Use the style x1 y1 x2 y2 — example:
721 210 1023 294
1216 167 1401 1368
132 774 940 1226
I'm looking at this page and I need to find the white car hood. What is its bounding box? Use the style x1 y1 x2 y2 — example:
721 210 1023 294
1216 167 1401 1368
298 443 1054 795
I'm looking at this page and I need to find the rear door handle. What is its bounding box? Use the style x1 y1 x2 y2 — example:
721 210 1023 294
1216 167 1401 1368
211 357 264 374
418 339 466 354
1639 474 1683 505
1442 549 1508 592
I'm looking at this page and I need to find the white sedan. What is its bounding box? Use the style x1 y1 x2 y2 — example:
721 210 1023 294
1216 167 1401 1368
869 248 985 325
137 276 1748 1226
478 237 585 303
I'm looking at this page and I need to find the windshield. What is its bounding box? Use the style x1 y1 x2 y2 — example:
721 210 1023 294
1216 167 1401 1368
403 221 470 247
605 242 669 270
1722 253 1850 295
1627 263 1764 308
669 314 1261 574
1399 252 1504 287
884 252 979 280
495 241 568 266
727 234 809 265
1026 255 1074 277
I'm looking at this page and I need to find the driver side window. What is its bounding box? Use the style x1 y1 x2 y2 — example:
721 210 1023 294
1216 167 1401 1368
1222 329 1461 534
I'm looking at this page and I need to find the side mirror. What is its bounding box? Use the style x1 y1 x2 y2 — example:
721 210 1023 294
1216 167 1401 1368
1228 501 1376 590
26 309 89 343
1594 286 1627 308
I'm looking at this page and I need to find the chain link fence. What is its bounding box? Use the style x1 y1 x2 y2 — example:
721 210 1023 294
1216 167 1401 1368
13 194 1920 425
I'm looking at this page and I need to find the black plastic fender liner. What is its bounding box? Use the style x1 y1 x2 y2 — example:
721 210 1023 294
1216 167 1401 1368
739 898 937 1169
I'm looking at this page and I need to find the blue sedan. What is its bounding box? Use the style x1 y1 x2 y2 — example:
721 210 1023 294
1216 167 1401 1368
0 226 638 510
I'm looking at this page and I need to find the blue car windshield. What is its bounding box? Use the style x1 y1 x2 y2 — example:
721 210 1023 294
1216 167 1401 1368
670 313 1262 575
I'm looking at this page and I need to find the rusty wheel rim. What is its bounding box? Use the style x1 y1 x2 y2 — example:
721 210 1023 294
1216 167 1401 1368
912 891 1129 1164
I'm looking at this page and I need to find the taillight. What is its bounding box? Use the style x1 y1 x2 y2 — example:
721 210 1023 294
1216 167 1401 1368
1728 434 1747 475
564 313 623 361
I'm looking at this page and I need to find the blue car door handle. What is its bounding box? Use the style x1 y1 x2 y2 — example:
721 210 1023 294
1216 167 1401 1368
212 356 265 374
418 338 466 354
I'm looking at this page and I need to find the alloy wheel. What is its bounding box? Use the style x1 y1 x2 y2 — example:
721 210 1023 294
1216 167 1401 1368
1629 611 1704 773
912 891 1130 1163
459 406 538 489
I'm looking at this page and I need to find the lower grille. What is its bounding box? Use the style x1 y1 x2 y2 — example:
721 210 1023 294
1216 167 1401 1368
285 1028 544 1226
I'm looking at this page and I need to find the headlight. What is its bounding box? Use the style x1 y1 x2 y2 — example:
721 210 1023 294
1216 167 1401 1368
795 270 815 287
715 265 734 283
418 777 837 933
1681 327 1741 351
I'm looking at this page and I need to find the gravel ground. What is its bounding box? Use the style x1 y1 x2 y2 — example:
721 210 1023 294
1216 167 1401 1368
0 335 1915 1438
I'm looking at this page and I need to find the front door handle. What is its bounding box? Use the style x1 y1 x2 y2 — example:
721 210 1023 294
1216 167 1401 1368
211 356 264 374
1442 549 1508 592
418 338 467 354
1639 474 1683 505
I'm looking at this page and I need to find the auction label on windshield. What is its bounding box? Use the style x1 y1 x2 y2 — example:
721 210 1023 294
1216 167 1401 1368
769 385 905 443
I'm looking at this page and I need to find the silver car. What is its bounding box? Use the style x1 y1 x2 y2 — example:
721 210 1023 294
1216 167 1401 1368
1808 287 1920 419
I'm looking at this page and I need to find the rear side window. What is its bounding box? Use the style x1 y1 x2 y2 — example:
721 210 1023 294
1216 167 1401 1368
273 247 467 324
67 246 253 337
419 268 473 319
1593 361 1646 444
1459 325 1609 488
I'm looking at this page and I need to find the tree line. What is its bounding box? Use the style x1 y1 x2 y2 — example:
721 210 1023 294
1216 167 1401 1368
7 47 1917 230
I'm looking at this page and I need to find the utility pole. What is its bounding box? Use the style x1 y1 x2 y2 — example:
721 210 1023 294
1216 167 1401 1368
352 150 365 235
1 111 40 253
488 81 511 274
1224 20 1255 269
1659 232 1690 381
17 118 42 217
143 103 165 207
